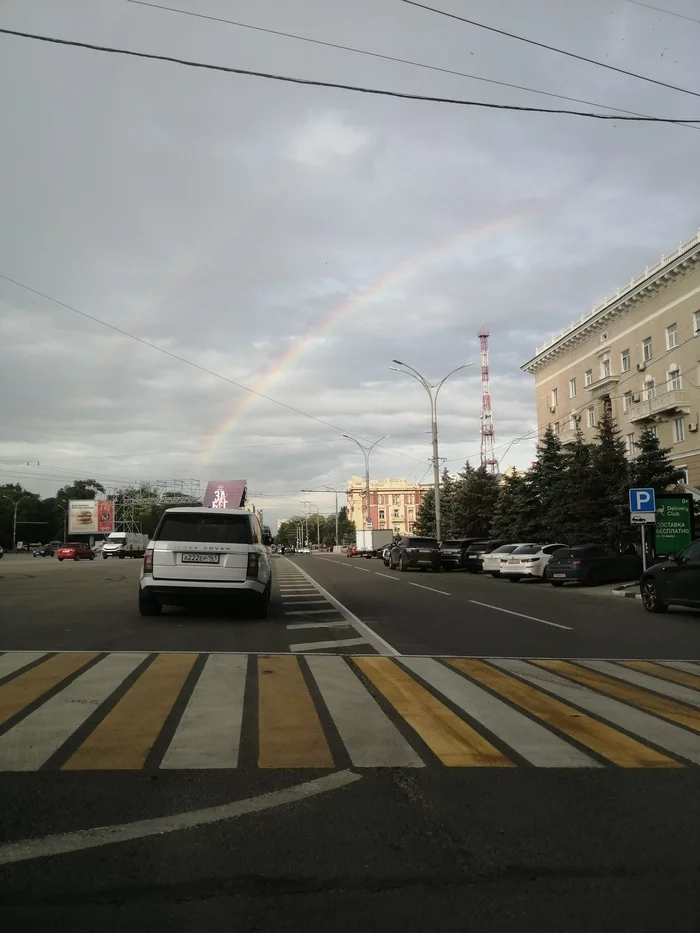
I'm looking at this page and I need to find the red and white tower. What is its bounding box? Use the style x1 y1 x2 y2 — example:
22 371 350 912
479 327 499 475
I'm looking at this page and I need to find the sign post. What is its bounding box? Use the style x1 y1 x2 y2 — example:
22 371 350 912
629 487 656 572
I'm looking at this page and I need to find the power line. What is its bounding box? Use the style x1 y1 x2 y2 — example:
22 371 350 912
1 27 698 122
120 0 679 125
622 0 700 25
401 0 700 101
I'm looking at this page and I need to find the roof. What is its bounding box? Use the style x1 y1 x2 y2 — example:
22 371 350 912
162 506 252 516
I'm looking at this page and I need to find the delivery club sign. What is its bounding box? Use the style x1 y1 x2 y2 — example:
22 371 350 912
68 499 114 534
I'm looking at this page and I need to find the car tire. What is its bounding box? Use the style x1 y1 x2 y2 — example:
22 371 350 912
433 564 442 573
73 556 80 562
508 576 520 583
490 572 500 578
641 578 668 614
89 554 95 561
103 554 108 559
399 557 408 572
551 581 565 588
57 558 63 562
139 589 162 617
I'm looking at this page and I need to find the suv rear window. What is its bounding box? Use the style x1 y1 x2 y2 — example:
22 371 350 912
512 544 541 555
156 513 253 545
408 538 439 548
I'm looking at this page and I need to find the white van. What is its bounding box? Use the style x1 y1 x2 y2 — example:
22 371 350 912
102 532 149 559
138 507 272 618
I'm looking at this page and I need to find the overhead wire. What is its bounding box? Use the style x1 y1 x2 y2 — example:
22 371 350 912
1 28 698 122
621 0 700 25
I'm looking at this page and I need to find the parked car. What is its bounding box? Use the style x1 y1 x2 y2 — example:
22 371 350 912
346 545 359 557
33 544 56 557
639 539 700 613
482 543 528 577
439 538 483 571
463 539 511 573
382 545 392 566
501 543 568 582
57 542 95 562
388 536 441 572
548 545 642 587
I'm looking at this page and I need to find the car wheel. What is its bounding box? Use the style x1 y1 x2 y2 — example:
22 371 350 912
551 581 565 588
73 555 80 562
490 572 500 578
57 558 63 562
139 589 162 616
399 557 408 572
508 576 520 583
433 564 442 573
103 554 108 559
641 578 668 614
89 554 95 561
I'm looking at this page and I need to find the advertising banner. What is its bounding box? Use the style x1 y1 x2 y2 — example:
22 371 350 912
654 494 694 557
203 480 246 509
68 499 115 535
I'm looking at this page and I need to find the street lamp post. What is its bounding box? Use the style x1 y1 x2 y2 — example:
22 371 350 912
390 360 473 542
342 435 390 532
1 495 30 552
301 486 343 548
302 501 321 547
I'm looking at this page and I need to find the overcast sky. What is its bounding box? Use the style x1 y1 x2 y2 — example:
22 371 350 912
2 0 700 528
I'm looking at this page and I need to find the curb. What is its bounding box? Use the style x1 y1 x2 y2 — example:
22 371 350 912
612 583 642 600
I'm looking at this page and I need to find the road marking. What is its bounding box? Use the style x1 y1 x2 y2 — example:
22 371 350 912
280 599 328 606
285 557 400 657
286 621 349 630
469 600 573 631
657 660 700 678
160 655 246 770
494 659 694 766
355 657 513 767
406 658 599 768
375 572 398 580
63 654 197 770
0 653 99 728
352 566 371 572
0 771 362 866
284 608 341 616
625 660 700 692
0 652 47 682
290 637 367 652
465 659 678 768
578 660 700 710
307 656 423 767
406 581 450 596
258 656 333 768
0 654 147 771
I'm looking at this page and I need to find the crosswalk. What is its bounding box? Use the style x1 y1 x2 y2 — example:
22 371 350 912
1 651 700 771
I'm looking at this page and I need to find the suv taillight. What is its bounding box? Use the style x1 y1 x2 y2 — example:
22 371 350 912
247 553 260 578
571 558 580 567
143 549 153 573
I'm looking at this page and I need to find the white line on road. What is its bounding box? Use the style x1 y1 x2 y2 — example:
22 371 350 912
284 608 341 616
352 566 371 573
375 572 399 580
0 771 362 866
280 599 328 606
406 581 451 596
286 621 350 630
469 600 573 631
290 637 367 652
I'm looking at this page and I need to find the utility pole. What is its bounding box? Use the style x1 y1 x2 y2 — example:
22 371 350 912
390 360 472 541
301 486 344 547
342 436 389 531
1 495 30 552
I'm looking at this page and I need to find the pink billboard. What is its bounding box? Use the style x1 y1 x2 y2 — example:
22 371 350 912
203 480 247 509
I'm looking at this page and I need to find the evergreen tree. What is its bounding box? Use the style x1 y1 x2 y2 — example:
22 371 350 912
452 464 500 538
630 427 686 493
491 471 527 540
528 426 566 541
589 406 632 549
438 468 456 539
558 431 598 544
415 486 435 536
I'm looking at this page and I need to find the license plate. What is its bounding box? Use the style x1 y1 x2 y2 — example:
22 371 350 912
552 573 566 578
181 553 220 564
468 554 478 559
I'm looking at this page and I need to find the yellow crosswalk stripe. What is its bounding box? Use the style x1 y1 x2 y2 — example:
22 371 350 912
62 654 197 770
0 653 98 728
450 659 679 768
355 657 513 767
621 661 700 692
532 660 700 735
258 656 333 768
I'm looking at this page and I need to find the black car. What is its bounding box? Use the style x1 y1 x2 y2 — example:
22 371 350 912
640 539 700 613
33 544 56 558
548 545 642 587
463 539 510 574
439 538 483 571
389 536 441 572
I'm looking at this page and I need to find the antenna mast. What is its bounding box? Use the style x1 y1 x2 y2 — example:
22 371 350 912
479 327 499 474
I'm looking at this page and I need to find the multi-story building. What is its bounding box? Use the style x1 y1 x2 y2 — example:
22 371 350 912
522 230 700 485
346 476 429 536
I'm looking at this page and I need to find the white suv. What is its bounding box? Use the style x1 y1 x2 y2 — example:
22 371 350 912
139 507 272 618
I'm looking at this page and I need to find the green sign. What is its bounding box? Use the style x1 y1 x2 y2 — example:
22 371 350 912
654 494 694 556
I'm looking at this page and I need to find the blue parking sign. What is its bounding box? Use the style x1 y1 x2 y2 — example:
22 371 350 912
629 488 655 513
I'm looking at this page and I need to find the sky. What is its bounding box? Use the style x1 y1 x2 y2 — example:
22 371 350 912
2 0 700 529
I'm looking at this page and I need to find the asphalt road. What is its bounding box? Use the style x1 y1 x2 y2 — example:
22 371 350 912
1 552 699 931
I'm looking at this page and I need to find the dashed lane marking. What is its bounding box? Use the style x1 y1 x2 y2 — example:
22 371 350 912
468 599 573 631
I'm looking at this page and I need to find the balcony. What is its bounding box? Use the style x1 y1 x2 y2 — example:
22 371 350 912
627 389 690 424
585 373 619 397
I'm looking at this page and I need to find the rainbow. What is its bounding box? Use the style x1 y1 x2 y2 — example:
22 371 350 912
198 208 533 471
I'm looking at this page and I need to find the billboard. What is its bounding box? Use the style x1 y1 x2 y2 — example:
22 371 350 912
68 499 114 535
654 493 694 557
203 480 246 510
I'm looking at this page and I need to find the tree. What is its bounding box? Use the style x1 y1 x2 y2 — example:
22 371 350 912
438 468 456 539
415 486 435 537
589 406 631 549
630 427 686 493
55 479 105 510
491 471 530 540
557 431 598 544
451 464 500 538
529 426 566 542
262 525 274 546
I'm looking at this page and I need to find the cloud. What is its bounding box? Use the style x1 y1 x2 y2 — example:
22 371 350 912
289 110 371 167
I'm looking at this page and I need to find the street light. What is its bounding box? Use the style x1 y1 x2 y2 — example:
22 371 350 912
302 500 321 547
1 495 30 552
390 359 473 541
302 485 343 548
342 435 390 531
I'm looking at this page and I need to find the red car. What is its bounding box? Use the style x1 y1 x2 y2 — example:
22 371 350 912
346 545 359 557
57 542 95 562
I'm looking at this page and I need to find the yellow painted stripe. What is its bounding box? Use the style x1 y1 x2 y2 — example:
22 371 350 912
355 657 512 767
258 656 333 768
63 654 197 770
450 659 678 768
533 660 700 735
621 661 700 692
0 653 98 728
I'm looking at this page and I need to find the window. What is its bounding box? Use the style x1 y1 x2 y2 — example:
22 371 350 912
623 391 633 412
378 509 385 520
378 495 385 505
643 337 653 361
644 378 655 401
551 387 558 407
674 417 685 443
569 413 578 431
695 310 700 336
569 377 577 398
621 349 630 372
392 508 399 519
678 467 689 484
553 421 560 435
668 368 681 391
392 494 400 505
649 425 658 439
156 512 252 544
408 509 414 520
587 407 595 427
625 433 635 454
378 522 385 530
393 525 401 535
666 323 678 350
584 370 593 386
601 358 611 379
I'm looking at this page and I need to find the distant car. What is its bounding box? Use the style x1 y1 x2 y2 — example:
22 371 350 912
501 543 568 582
388 536 441 572
482 543 525 577
346 545 359 557
463 540 511 573
300 547 311 554
57 542 95 562
548 545 642 587
382 545 392 566
439 538 483 571
639 539 700 613
33 544 56 558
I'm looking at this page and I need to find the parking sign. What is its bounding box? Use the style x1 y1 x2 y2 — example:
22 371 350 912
629 488 655 513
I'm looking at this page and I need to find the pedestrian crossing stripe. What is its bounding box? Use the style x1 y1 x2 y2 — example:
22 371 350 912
0 652 699 771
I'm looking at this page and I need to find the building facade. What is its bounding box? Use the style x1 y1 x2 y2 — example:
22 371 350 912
346 476 429 536
522 230 700 485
